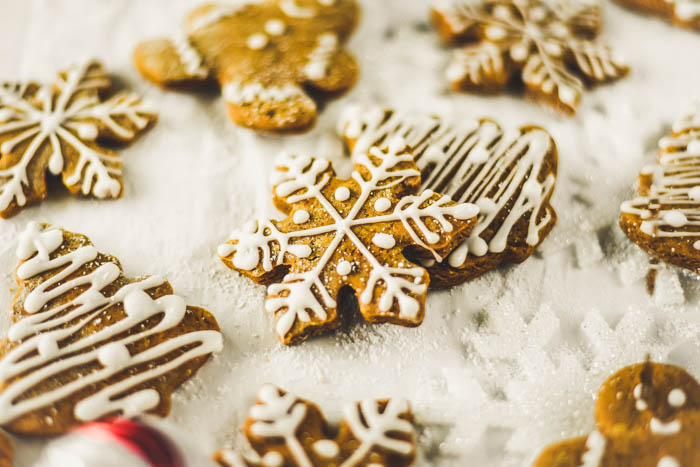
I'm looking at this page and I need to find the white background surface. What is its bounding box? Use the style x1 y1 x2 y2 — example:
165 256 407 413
1 0 700 465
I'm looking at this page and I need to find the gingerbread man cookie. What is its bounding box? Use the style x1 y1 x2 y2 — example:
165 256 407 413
134 0 359 133
0 222 223 436
431 0 628 114
0 61 156 219
534 360 700 466
338 106 557 288
214 384 416 467
620 100 700 275
218 138 479 344
0 431 11 467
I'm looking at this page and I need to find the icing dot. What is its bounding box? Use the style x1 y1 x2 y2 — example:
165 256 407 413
668 388 686 407
76 122 98 140
288 244 312 258
246 33 268 50
318 0 336 5
374 197 392 212
636 399 648 411
97 342 131 368
694 240 700 250
293 209 310 224
233 247 260 270
336 260 352 276
372 233 396 249
658 456 680 467
37 335 59 359
313 439 339 458
261 451 284 467
334 186 350 201
633 383 643 399
264 19 286 35
689 186 700 201
688 140 700 156
663 211 688 227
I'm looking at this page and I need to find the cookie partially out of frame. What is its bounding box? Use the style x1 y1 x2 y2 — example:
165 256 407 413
620 101 700 275
339 106 557 288
0 431 11 467
0 222 223 436
534 360 700 466
613 0 700 31
134 0 359 133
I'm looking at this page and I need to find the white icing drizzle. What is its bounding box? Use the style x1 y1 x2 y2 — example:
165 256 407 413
650 417 682 435
187 1 260 32
304 33 339 80
279 0 315 18
621 100 700 246
223 81 304 105
658 456 681 467
579 429 606 467
0 223 223 425
171 32 208 78
219 142 478 339
674 0 700 20
339 106 554 267
0 62 155 211
668 388 686 407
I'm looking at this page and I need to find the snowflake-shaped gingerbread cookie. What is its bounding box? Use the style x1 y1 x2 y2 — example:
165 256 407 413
218 138 479 344
215 384 416 467
431 0 628 114
134 0 358 133
0 223 223 435
0 61 156 218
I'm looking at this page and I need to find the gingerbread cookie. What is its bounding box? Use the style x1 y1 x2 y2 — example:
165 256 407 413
0 61 156 219
534 360 700 466
0 431 11 467
431 0 628 114
218 138 479 344
214 384 416 467
614 0 700 30
338 106 557 288
620 101 700 275
0 222 223 436
134 0 359 133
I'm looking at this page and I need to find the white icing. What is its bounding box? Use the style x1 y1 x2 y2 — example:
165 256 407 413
658 456 681 467
219 145 477 339
187 1 260 32
171 32 208 78
650 417 682 435
0 223 223 425
0 62 155 211
313 439 340 458
579 429 606 467
223 81 304 105
247 33 269 50
293 209 310 224
280 0 315 18
374 197 392 212
668 388 686 407
674 0 700 20
265 19 286 35
304 33 338 80
339 106 554 267
336 260 352 276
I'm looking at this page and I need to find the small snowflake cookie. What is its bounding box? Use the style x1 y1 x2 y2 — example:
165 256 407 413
614 0 700 30
0 222 223 436
217 138 479 344
620 100 700 275
214 384 416 467
0 60 156 219
0 431 10 467
431 0 629 114
338 106 558 288
134 0 358 133
534 360 700 466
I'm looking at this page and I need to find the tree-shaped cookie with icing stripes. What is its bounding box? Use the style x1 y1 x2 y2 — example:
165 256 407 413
134 0 358 133
620 101 700 275
218 138 479 344
338 106 558 288
0 431 10 467
0 222 223 436
214 384 416 467
431 0 628 114
0 61 156 218
534 361 700 466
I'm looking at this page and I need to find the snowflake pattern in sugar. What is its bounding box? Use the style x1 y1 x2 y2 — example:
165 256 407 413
0 61 156 218
218 138 479 344
432 0 628 113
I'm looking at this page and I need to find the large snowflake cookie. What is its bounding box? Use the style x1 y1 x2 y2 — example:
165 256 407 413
0 431 10 467
218 138 479 344
534 360 700 466
214 384 416 467
614 0 700 30
338 106 557 288
0 61 156 219
134 0 358 133
620 100 700 275
431 0 629 114
0 223 223 436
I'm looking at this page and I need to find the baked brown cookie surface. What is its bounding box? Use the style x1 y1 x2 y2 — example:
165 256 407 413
214 384 416 467
134 0 359 133
534 361 700 466
0 431 11 467
613 0 700 30
0 223 223 436
0 61 156 218
218 138 478 344
431 0 628 114
338 106 557 288
620 101 700 275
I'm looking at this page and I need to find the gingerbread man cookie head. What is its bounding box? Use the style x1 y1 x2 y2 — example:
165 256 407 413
0 61 156 218
218 138 479 344
134 0 359 133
